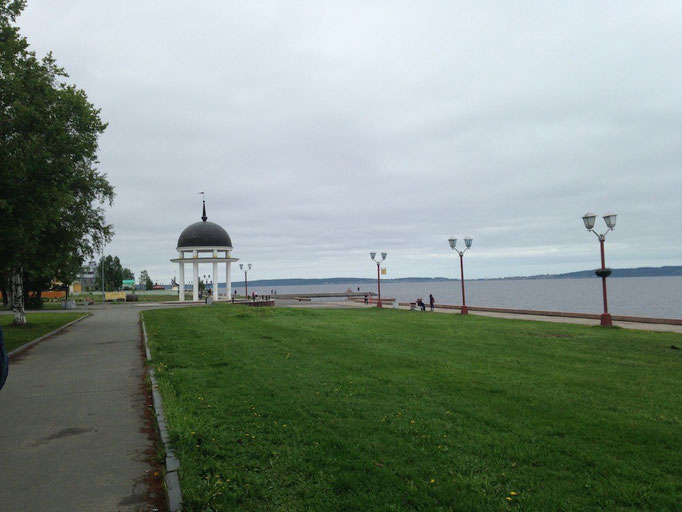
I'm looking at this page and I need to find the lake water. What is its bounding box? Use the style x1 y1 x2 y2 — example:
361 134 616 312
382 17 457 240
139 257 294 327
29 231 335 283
221 276 682 319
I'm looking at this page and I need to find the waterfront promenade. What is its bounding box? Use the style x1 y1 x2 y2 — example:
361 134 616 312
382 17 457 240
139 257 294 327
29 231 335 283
280 298 682 333
1 297 679 511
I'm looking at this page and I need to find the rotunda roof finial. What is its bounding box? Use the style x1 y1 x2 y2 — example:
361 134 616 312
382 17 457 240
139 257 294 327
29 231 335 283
199 191 207 222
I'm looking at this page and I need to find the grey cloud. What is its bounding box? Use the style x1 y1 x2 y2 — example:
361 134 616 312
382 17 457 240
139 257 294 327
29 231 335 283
18 0 682 282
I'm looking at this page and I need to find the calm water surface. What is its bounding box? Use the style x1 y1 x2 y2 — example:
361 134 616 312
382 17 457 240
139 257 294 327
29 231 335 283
224 276 682 319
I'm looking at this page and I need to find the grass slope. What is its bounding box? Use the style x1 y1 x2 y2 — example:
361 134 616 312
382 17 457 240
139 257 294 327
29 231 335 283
1 312 86 353
144 306 682 511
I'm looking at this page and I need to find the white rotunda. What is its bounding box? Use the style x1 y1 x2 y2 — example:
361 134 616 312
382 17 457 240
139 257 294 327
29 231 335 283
170 201 238 301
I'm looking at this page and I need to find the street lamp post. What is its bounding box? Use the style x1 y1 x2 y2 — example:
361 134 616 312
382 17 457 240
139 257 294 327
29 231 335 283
370 252 387 308
100 232 105 302
239 263 251 298
582 212 617 326
448 236 473 315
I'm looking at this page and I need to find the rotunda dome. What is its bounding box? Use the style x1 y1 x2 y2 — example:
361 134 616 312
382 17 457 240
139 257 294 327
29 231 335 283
176 202 232 249
177 221 232 248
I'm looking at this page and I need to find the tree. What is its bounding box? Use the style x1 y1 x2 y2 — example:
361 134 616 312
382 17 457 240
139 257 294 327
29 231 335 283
0 1 114 324
94 256 131 291
139 270 153 290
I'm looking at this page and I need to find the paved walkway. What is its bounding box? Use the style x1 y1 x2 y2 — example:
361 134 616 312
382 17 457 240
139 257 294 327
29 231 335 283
463 310 682 333
0 305 158 511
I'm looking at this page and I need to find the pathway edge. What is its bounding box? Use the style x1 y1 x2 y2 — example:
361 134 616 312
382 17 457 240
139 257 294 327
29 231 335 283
394 302 682 326
8 312 93 359
140 313 184 512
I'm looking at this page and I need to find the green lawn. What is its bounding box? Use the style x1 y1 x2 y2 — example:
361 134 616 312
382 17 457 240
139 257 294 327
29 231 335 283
143 306 682 511
1 312 87 353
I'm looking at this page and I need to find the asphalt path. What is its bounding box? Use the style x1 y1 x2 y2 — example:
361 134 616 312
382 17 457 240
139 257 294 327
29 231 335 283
0 305 158 511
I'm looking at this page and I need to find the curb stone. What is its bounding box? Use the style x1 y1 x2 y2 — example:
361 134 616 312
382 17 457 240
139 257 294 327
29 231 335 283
141 314 183 512
7 312 93 359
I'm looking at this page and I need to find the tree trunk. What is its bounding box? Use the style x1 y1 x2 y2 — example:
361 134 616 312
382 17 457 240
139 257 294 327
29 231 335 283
10 268 26 325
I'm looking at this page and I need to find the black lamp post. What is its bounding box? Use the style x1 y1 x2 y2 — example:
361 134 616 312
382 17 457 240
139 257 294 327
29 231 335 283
582 212 617 326
239 263 251 298
448 236 473 315
370 252 387 308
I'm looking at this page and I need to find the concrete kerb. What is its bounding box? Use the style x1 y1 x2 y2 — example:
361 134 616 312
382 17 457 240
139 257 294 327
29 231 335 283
7 311 93 359
140 313 183 512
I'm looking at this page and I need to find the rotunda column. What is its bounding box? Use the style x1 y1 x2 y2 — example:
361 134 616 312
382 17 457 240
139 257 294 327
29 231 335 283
226 261 232 301
178 252 184 302
212 258 218 301
192 250 199 301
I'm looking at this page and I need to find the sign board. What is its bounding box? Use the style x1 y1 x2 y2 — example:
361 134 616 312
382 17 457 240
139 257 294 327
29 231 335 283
381 268 387 275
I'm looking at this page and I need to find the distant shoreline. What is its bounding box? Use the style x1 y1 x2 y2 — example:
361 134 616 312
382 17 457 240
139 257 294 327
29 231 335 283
210 266 682 289
151 266 682 289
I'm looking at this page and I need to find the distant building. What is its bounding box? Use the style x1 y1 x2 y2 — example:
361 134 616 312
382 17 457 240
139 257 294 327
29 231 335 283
72 260 97 292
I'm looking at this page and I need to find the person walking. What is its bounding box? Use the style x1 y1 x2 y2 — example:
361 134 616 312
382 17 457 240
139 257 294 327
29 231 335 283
429 294 435 312
364 293 369 306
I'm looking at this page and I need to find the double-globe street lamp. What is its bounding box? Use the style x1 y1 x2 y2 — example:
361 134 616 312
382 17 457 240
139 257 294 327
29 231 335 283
448 236 473 315
582 212 617 326
239 263 252 298
370 252 387 308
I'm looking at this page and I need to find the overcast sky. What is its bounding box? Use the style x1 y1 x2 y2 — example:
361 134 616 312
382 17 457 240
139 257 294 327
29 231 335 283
18 1 682 282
